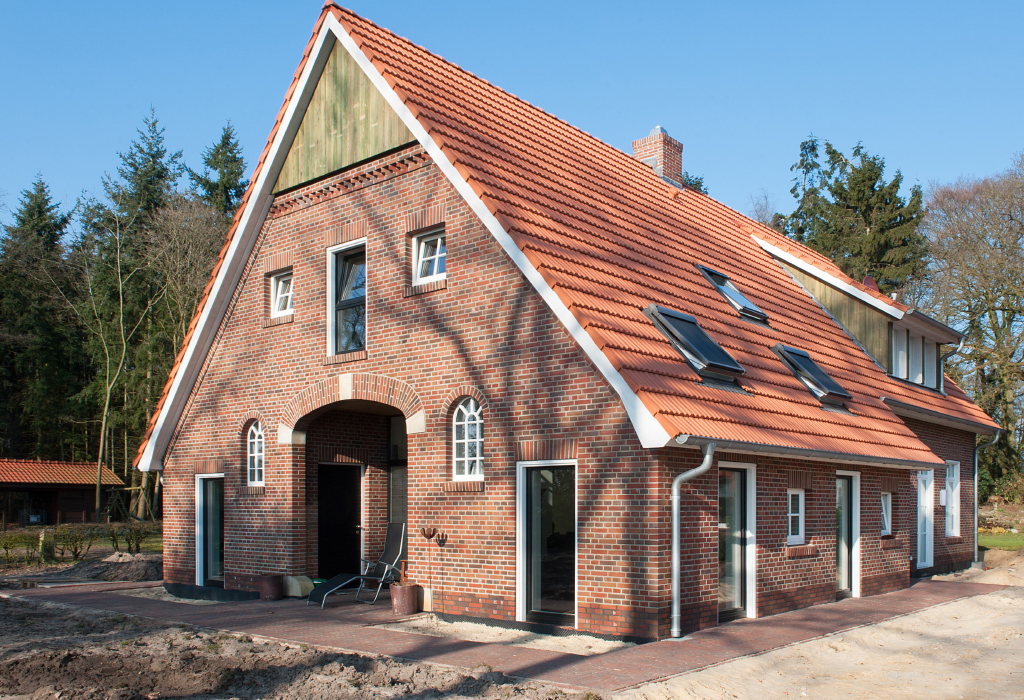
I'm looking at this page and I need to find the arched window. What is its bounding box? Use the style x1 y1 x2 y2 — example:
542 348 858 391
247 422 265 486
453 398 484 481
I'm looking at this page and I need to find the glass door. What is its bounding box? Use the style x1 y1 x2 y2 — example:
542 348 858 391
917 471 934 569
718 469 746 620
525 465 576 625
202 478 224 587
836 476 853 598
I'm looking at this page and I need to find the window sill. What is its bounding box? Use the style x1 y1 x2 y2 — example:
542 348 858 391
945 535 963 543
324 350 368 365
786 544 818 558
263 313 293 328
443 481 484 493
881 537 904 550
241 485 265 497
404 279 447 297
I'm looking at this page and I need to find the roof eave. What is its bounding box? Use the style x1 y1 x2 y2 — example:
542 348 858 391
880 397 999 436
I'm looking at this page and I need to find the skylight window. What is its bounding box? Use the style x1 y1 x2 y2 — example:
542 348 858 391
644 304 745 381
774 344 852 405
698 266 768 323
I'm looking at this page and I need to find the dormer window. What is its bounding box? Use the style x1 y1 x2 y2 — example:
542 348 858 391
698 266 768 323
890 326 939 389
644 304 745 382
774 344 851 405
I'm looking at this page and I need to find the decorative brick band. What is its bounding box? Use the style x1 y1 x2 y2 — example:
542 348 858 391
323 350 368 365
406 205 444 234
284 373 423 429
881 476 902 493
785 544 818 558
404 279 447 297
443 481 485 493
263 313 293 329
312 446 368 465
944 536 964 544
194 458 224 475
240 485 266 497
325 219 368 248
264 250 293 274
514 438 578 462
881 537 904 550
788 470 813 490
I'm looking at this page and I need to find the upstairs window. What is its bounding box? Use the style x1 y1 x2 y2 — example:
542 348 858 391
247 422 265 487
774 344 852 405
787 488 805 546
270 272 294 318
453 398 484 481
880 492 892 535
890 326 939 389
644 304 745 382
413 229 446 286
699 266 768 323
332 247 367 354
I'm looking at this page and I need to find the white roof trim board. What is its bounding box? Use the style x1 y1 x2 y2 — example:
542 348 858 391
753 236 904 319
137 17 672 471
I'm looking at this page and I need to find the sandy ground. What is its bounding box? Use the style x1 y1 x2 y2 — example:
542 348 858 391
376 614 633 656
117 585 221 606
932 549 1024 586
0 595 600 700
0 554 163 589
620 586 1024 700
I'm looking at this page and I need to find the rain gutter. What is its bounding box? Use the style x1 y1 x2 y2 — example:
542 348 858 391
671 436 716 638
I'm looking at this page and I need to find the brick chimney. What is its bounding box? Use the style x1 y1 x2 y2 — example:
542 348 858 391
632 126 683 187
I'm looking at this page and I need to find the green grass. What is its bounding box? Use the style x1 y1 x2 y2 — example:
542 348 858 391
979 531 1024 551
140 533 163 554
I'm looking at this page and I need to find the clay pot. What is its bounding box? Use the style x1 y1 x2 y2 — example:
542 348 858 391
259 574 284 601
390 584 420 615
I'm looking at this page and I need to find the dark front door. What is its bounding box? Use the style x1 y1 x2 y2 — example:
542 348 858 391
202 478 224 587
525 465 576 625
718 468 746 621
318 465 362 579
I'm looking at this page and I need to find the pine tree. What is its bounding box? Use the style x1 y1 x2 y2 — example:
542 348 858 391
189 121 248 216
0 177 87 459
782 137 926 296
107 108 183 220
681 171 707 195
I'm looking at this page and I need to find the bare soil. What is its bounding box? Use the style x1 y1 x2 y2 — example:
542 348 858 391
979 501 1024 530
0 595 600 700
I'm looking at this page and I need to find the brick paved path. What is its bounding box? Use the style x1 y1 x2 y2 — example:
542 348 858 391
7 580 1003 692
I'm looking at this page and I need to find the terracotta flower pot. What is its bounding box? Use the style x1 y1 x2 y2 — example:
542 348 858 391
391 583 420 615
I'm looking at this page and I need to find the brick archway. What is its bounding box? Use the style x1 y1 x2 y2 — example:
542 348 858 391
283 373 425 432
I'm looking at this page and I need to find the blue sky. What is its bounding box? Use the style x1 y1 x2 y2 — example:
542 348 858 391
2 1 1022 226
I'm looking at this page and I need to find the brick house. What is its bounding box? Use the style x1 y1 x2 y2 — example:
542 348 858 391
134 5 998 639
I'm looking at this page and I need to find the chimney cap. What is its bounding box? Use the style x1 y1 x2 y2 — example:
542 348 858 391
649 125 668 136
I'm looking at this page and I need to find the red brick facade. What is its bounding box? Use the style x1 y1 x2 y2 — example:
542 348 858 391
161 142 982 640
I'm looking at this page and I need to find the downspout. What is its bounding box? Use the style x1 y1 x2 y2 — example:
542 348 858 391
938 336 964 396
974 430 1001 564
671 437 717 638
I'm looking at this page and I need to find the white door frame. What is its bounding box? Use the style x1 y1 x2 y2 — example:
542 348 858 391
719 461 758 619
194 472 225 586
917 470 935 569
836 470 862 597
515 459 578 627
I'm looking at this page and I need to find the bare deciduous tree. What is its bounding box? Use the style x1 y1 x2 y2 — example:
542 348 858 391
749 189 777 226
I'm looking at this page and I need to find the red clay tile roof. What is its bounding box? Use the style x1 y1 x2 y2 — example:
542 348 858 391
0 460 124 486
135 4 996 469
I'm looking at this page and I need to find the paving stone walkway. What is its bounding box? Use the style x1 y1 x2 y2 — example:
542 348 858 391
7 579 1004 692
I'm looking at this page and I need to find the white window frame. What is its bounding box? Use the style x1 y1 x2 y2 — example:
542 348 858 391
945 461 960 537
326 238 367 356
880 492 892 536
247 422 265 487
786 488 805 546
909 334 924 384
270 272 294 318
194 471 225 587
893 327 908 379
412 229 447 286
836 469 862 597
452 397 484 482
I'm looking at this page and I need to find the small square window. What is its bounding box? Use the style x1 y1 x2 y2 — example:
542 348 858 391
880 492 892 535
787 488 805 545
270 273 294 318
413 230 446 286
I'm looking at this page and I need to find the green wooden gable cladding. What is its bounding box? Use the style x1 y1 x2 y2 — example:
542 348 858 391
273 41 416 193
783 263 891 370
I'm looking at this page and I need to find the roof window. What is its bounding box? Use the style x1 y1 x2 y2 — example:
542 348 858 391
698 266 768 323
644 304 745 381
774 344 851 405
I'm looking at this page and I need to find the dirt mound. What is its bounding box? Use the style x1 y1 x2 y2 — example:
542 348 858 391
0 596 596 700
983 548 1024 569
60 555 162 582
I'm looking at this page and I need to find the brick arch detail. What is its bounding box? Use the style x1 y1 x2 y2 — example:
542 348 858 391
236 409 266 435
439 386 489 419
283 373 424 429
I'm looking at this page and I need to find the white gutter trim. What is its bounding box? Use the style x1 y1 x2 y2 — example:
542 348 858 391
136 23 337 471
326 15 671 449
753 236 903 319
